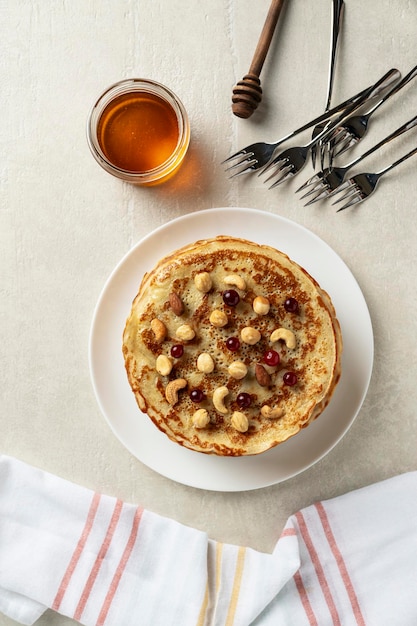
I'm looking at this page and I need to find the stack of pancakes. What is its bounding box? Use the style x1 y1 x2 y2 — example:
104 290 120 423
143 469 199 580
122 236 342 456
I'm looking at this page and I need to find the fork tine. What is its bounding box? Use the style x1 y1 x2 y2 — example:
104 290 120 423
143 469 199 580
227 159 259 178
266 163 294 189
299 180 327 199
224 152 254 171
311 145 318 170
332 137 357 159
319 135 341 170
221 149 251 165
327 179 350 197
262 158 289 183
319 141 330 171
300 183 327 200
261 157 280 176
336 193 363 211
311 116 333 169
326 134 341 160
326 142 337 169
304 187 333 206
269 169 294 189
325 126 344 146
319 126 336 170
331 186 359 205
295 173 323 193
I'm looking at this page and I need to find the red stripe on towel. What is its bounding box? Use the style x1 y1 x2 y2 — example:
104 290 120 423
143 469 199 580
73 499 123 621
280 527 297 538
295 511 342 626
315 502 366 626
96 506 144 626
294 570 319 626
52 492 101 611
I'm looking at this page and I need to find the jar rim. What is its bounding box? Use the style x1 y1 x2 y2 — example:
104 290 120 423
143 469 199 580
86 78 190 184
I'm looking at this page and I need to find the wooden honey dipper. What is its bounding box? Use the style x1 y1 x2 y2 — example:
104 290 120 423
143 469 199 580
232 0 286 118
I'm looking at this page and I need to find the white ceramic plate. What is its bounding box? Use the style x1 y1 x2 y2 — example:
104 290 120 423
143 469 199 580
89 208 373 492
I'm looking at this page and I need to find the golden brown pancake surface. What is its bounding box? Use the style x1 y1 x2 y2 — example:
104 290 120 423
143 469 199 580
122 236 342 456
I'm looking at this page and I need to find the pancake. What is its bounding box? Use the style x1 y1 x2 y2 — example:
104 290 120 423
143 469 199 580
122 236 342 456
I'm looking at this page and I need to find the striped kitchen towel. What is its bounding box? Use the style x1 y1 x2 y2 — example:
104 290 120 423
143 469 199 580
0 455 417 626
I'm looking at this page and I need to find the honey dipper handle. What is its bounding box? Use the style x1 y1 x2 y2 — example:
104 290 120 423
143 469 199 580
232 0 286 118
249 0 286 77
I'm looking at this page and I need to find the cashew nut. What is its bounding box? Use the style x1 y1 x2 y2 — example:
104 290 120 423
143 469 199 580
156 354 173 376
197 352 215 373
224 274 246 291
231 411 249 433
150 318 167 343
227 360 248 380
209 309 228 328
192 408 210 429
261 405 284 420
175 324 196 341
165 378 187 405
194 272 212 293
241 326 261 345
212 386 229 414
252 296 270 315
270 327 296 349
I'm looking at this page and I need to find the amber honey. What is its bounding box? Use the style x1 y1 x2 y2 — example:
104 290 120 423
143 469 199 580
87 79 190 185
97 92 179 172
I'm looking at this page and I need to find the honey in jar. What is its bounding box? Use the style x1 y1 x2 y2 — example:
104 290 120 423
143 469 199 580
97 91 179 172
87 79 190 185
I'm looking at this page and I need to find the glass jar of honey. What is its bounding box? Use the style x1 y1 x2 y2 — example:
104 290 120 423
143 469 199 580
87 79 190 185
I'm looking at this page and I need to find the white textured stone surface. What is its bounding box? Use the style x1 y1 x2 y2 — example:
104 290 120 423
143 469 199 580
1 2 417 623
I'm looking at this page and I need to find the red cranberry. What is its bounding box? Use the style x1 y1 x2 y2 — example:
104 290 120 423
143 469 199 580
223 289 240 307
170 344 184 358
284 297 299 314
190 389 205 403
283 371 298 386
236 392 252 408
263 349 280 367
226 337 240 352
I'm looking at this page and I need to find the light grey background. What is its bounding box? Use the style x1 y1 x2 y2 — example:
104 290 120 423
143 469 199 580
1 2 417 624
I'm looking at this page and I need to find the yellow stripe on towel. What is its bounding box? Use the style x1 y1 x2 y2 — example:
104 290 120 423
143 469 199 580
216 542 223 594
225 546 246 626
196 542 224 626
196 583 209 626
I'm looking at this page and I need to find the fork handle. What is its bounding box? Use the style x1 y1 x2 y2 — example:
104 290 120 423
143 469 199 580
365 63 417 116
232 0 286 118
348 113 417 170
377 144 417 176
325 0 344 111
